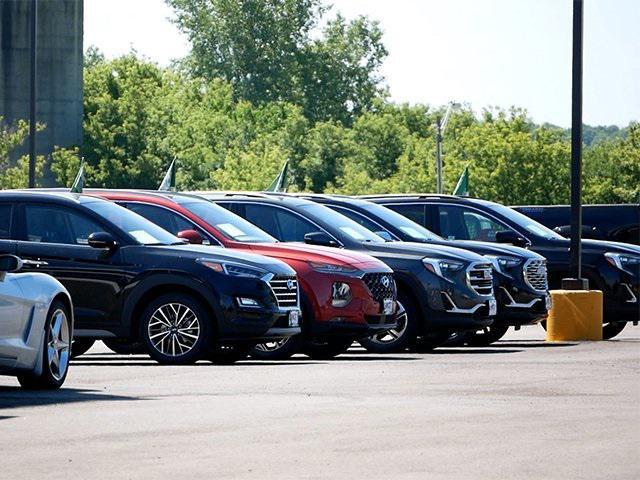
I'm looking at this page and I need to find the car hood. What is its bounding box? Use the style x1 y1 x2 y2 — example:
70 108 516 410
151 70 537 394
437 240 545 261
360 241 487 263
142 244 296 276
245 242 391 271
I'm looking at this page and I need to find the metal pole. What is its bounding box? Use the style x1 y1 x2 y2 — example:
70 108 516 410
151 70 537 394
563 0 588 290
436 119 443 194
28 0 37 188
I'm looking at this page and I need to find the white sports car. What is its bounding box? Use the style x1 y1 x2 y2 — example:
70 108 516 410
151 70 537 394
0 255 73 389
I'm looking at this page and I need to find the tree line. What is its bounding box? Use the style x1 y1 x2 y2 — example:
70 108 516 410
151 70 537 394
1 0 638 205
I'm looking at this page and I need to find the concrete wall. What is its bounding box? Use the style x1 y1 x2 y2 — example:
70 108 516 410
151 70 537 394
0 0 83 184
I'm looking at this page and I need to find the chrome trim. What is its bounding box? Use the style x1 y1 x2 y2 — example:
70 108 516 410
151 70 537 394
466 261 494 296
267 276 300 310
523 258 549 292
622 284 638 304
441 292 486 314
500 287 542 309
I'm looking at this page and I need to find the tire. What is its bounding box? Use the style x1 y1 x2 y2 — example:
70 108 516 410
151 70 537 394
139 293 213 365
360 291 419 353
70 338 95 358
414 331 459 351
18 300 72 390
603 321 626 339
251 336 302 360
463 325 510 347
103 339 145 355
209 343 254 364
303 338 353 360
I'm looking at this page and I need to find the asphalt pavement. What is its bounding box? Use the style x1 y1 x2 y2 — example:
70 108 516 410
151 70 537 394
1 326 639 480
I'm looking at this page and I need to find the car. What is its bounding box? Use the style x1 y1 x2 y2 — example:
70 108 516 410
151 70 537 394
363 194 640 339
513 204 640 245
0 192 301 364
88 189 400 360
300 194 550 345
0 254 73 389
201 192 498 353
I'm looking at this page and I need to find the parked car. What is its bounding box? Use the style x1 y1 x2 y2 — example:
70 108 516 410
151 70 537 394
89 190 399 360
301 194 550 345
0 255 73 389
364 194 640 339
201 192 498 353
0 192 301 364
513 204 639 245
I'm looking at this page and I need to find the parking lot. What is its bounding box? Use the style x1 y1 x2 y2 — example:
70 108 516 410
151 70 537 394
1 326 639 480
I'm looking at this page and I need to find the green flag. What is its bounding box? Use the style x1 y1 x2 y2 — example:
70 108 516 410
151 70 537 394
70 159 85 194
453 166 469 196
266 160 289 193
158 158 177 191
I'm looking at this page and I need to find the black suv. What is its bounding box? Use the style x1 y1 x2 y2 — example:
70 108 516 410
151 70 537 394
200 192 499 352
364 194 640 339
301 194 550 345
0 192 301 364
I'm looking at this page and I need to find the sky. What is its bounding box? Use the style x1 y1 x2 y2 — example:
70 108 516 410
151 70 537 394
84 0 640 128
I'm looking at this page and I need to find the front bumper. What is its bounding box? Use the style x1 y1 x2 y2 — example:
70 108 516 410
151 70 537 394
494 286 549 326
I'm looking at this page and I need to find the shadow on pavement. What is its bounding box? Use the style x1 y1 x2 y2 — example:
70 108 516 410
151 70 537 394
0 386 144 415
497 341 577 348
428 348 523 354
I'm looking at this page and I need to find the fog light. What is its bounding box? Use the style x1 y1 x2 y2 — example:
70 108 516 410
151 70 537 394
237 297 260 307
332 282 352 307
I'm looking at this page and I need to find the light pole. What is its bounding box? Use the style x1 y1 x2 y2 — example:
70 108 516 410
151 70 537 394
435 101 460 194
28 0 38 188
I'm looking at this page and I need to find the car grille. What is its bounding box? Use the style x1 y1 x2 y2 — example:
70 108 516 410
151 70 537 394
467 263 494 296
269 276 299 308
362 272 396 302
524 259 549 292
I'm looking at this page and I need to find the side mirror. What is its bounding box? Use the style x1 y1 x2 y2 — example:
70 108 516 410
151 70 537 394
495 230 529 247
304 231 337 247
177 229 203 245
375 230 394 242
88 232 118 250
0 255 23 273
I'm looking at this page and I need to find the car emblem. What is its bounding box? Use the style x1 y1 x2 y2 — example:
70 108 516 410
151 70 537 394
287 279 296 290
483 270 492 279
381 276 391 289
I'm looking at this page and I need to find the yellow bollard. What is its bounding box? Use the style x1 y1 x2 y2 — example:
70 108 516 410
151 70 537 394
546 290 603 341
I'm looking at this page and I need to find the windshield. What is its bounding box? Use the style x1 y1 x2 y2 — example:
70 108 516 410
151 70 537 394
360 202 443 241
299 203 386 243
84 201 180 245
180 201 277 243
488 203 566 240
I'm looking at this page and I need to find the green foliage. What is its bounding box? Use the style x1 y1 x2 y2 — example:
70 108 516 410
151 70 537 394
0 117 46 188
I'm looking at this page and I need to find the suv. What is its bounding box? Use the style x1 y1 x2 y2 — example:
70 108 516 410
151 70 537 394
0 192 301 364
302 194 550 345
364 194 640 339
202 192 498 352
91 190 399 360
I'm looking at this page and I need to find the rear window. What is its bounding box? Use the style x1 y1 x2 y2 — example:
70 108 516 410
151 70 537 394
0 204 11 239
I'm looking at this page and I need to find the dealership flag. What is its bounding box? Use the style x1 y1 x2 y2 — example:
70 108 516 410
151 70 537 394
70 159 85 194
266 160 290 193
158 158 177 191
453 166 469 196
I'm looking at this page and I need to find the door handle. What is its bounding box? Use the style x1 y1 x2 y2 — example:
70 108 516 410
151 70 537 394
21 259 49 267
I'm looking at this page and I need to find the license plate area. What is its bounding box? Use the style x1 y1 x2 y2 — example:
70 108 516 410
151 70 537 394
488 298 497 316
288 310 300 327
382 298 395 315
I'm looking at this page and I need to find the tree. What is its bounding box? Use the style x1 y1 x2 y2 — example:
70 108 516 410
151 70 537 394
0 117 46 188
166 0 387 124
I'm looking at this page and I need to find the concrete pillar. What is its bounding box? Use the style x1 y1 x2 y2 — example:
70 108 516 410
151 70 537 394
0 0 83 185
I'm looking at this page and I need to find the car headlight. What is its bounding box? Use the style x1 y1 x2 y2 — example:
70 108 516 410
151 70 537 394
309 262 358 275
605 253 640 275
485 255 522 274
331 282 352 307
423 258 465 280
197 259 268 278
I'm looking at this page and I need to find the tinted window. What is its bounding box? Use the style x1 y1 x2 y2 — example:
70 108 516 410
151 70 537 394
386 204 426 226
0 205 11 239
126 203 193 235
243 203 318 242
25 205 105 245
437 205 510 241
330 206 391 235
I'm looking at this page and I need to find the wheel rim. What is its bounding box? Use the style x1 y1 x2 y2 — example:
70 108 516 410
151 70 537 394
368 302 408 345
48 309 70 381
254 338 290 352
147 303 201 357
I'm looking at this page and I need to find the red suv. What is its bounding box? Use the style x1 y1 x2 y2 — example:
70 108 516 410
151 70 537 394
91 190 400 359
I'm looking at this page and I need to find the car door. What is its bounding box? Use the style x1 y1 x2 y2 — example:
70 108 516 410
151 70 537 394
0 269 25 368
16 202 126 333
0 203 17 256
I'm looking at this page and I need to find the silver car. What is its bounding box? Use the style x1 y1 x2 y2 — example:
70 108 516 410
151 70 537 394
0 255 73 389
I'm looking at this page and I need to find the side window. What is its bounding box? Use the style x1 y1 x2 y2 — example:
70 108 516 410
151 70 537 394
0 204 12 239
126 203 193 235
25 205 105 245
243 204 281 238
387 204 426 226
331 206 389 235
274 208 318 242
438 205 510 241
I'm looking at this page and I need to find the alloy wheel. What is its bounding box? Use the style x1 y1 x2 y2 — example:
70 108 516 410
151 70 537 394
48 309 70 381
367 302 408 345
147 303 201 357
